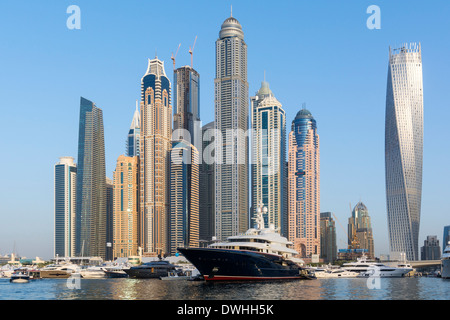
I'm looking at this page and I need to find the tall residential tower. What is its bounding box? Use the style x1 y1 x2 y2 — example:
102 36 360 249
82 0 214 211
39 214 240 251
54 156 77 258
250 80 286 235
76 97 107 259
214 13 249 240
140 58 172 257
385 43 423 261
288 108 320 258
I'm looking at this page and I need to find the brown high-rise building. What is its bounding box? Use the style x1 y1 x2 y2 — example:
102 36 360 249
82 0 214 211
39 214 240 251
288 109 320 258
113 155 139 258
139 58 172 257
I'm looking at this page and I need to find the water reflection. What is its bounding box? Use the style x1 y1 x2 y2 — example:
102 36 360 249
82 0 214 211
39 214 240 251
2 277 448 300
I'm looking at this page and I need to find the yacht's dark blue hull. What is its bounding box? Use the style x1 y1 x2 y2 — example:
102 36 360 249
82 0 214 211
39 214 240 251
178 247 315 281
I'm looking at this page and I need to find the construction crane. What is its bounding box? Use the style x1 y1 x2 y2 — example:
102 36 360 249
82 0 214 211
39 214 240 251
332 211 352 247
171 43 181 71
189 36 197 68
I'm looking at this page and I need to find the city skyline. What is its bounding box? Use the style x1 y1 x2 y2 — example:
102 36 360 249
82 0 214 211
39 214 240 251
1 1 449 260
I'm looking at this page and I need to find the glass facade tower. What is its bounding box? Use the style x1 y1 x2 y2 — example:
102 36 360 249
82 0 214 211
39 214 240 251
54 156 77 258
385 43 423 261
127 101 141 157
76 97 107 259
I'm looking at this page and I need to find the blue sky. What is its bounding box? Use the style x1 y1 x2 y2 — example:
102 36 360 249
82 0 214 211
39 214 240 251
0 0 449 260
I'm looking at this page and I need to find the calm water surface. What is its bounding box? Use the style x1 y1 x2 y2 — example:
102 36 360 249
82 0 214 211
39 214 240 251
1 277 449 300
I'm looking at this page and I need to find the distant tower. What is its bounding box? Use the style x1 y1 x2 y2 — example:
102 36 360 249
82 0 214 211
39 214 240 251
54 156 77 258
76 97 106 259
139 58 172 257
348 202 375 259
214 12 249 240
421 236 441 261
320 212 337 263
250 80 286 235
113 155 139 258
288 108 320 258
385 43 423 261
127 101 141 157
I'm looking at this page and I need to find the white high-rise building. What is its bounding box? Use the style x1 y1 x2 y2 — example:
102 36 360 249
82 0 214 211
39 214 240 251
250 81 286 235
385 43 424 261
214 12 249 240
54 156 77 258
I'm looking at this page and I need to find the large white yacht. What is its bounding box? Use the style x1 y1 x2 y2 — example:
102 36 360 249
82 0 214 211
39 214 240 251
179 203 315 281
441 241 450 279
343 254 413 277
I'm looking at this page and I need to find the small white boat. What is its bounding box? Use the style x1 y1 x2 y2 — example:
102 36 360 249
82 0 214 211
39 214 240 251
10 270 30 283
80 266 106 279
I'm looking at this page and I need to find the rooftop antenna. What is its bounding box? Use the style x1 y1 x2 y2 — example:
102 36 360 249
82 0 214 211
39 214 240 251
189 35 197 68
302 102 306 110
231 4 233 17
264 70 266 82
171 43 181 71
155 48 158 59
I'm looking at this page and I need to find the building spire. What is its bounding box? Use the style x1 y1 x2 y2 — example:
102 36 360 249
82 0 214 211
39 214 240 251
231 4 232 17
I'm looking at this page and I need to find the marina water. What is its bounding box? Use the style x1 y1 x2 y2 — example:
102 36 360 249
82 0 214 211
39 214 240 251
1 277 448 300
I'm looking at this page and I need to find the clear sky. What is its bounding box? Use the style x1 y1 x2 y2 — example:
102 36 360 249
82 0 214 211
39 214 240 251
0 0 449 260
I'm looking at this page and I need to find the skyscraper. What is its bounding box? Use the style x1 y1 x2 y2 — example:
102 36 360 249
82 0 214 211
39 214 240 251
199 121 215 243
214 12 249 240
113 155 139 258
320 212 337 264
76 97 107 259
106 177 113 261
173 66 201 148
127 101 141 157
288 108 320 258
348 202 374 259
420 235 441 261
140 58 172 257
385 43 424 261
250 80 286 235
169 141 199 255
54 156 77 258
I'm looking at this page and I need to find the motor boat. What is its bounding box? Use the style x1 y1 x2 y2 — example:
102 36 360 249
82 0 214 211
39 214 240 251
80 266 106 279
39 263 81 279
343 254 413 277
314 268 360 278
125 260 178 279
10 270 30 283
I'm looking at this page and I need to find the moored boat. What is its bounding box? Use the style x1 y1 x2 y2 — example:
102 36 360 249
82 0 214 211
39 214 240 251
10 270 30 283
343 254 413 278
39 263 80 279
124 260 178 279
178 203 316 281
